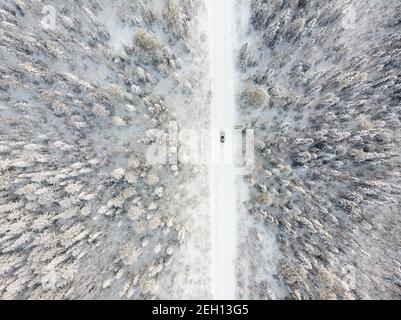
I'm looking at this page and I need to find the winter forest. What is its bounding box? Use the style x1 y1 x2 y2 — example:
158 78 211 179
0 0 400 300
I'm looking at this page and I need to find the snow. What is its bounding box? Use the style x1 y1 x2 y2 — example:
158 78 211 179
232 0 289 299
206 0 237 299
2 0 399 301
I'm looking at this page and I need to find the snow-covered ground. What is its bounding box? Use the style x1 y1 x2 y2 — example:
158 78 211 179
235 0 401 300
206 0 237 300
0 0 212 300
1 0 400 301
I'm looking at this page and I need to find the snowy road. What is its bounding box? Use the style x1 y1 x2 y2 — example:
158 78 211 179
207 0 237 299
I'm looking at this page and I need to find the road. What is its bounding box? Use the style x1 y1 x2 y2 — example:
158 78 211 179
207 0 237 300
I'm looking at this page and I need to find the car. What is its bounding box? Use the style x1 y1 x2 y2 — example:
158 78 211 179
220 131 225 143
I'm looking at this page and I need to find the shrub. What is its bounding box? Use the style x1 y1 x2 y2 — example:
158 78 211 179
134 29 160 54
241 86 269 107
163 0 185 40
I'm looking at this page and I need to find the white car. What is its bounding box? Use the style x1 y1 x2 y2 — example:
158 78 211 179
220 131 225 143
